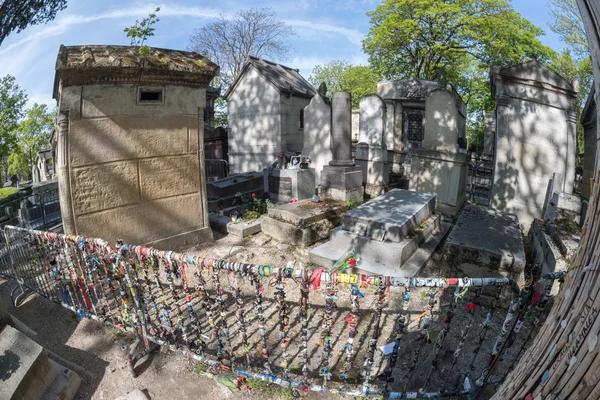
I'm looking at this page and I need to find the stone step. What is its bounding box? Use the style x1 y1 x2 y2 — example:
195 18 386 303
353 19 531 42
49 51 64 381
326 214 440 267
309 222 450 276
341 189 436 243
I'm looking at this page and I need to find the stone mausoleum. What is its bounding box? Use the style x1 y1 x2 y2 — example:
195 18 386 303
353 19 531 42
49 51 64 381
489 60 579 228
53 45 219 247
224 56 316 174
378 77 469 216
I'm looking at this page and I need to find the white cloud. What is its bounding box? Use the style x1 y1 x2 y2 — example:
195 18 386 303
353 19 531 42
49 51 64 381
284 19 364 46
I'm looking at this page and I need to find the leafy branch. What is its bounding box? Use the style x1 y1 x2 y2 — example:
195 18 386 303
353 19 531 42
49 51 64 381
124 7 160 55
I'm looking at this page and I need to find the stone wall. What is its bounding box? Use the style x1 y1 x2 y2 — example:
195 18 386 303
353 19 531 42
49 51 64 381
227 66 310 174
57 83 211 248
423 89 465 152
490 63 578 229
227 66 282 173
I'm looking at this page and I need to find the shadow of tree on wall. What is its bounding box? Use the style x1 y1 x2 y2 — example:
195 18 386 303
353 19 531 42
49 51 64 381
69 108 205 247
490 84 574 228
227 69 309 174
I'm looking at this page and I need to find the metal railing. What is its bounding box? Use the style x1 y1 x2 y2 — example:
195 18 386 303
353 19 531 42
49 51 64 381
1 225 543 398
205 159 229 182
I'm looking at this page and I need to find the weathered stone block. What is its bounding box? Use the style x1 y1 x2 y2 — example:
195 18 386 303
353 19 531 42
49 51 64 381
264 168 316 203
320 186 364 203
79 84 205 118
69 116 195 167
261 200 348 246
0 325 54 400
443 204 526 274
320 165 363 189
76 193 209 246
359 95 387 145
227 218 262 237
342 189 436 243
140 155 200 200
303 94 332 184
261 216 335 247
71 161 140 215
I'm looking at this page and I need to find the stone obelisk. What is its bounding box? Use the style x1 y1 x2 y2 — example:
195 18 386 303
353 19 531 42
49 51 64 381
320 92 364 202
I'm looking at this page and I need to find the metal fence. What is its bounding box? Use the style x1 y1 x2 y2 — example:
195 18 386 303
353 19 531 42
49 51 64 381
0 224 548 399
205 159 229 182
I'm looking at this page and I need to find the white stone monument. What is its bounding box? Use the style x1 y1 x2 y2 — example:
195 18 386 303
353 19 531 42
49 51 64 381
356 95 390 196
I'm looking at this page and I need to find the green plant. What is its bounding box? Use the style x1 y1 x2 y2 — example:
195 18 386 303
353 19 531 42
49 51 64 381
251 194 274 215
193 363 207 375
243 210 260 221
345 199 363 210
124 7 160 55
0 187 19 200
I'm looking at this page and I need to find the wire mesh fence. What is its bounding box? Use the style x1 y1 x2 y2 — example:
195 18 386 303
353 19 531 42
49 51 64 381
0 225 557 398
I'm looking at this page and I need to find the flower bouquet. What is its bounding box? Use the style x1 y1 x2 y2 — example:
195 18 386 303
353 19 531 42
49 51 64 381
328 248 358 274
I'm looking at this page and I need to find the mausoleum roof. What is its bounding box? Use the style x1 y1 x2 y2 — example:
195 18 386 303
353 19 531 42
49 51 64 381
53 45 220 97
224 56 316 100
490 59 577 97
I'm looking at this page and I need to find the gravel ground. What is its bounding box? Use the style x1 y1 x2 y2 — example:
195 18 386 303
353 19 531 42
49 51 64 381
0 230 551 399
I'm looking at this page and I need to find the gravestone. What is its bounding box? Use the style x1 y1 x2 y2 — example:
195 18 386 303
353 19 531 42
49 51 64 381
319 92 364 202
263 168 316 203
303 91 332 185
309 189 449 276
356 95 390 196
0 325 81 400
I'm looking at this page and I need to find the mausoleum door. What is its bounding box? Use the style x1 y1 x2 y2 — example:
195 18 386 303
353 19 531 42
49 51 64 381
403 108 425 148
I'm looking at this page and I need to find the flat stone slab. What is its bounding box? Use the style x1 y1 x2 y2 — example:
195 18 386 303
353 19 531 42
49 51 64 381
267 199 348 227
444 204 526 273
310 222 451 276
311 214 441 269
227 218 262 238
341 189 436 242
0 325 65 400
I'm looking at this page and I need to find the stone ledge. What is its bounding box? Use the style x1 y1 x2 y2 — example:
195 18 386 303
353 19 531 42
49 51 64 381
267 200 348 227
311 214 441 269
341 189 436 243
227 218 262 238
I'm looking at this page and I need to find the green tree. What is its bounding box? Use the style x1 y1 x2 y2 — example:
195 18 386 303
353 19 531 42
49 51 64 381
363 0 555 151
309 62 381 108
308 60 349 97
124 7 160 55
340 65 380 109
8 104 54 179
0 0 67 45
0 75 27 181
548 0 589 59
550 49 593 154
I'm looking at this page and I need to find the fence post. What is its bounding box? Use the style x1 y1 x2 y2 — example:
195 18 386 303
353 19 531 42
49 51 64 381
3 226 27 306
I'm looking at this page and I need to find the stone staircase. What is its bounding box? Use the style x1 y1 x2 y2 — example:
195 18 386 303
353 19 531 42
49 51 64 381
309 189 450 276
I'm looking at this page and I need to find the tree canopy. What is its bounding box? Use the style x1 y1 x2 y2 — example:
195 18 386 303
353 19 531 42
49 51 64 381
548 0 589 59
309 61 380 109
0 0 67 45
362 0 556 151
188 8 294 88
0 75 27 164
8 104 54 179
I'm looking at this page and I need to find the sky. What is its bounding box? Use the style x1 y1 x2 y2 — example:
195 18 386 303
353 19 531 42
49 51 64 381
0 0 567 109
